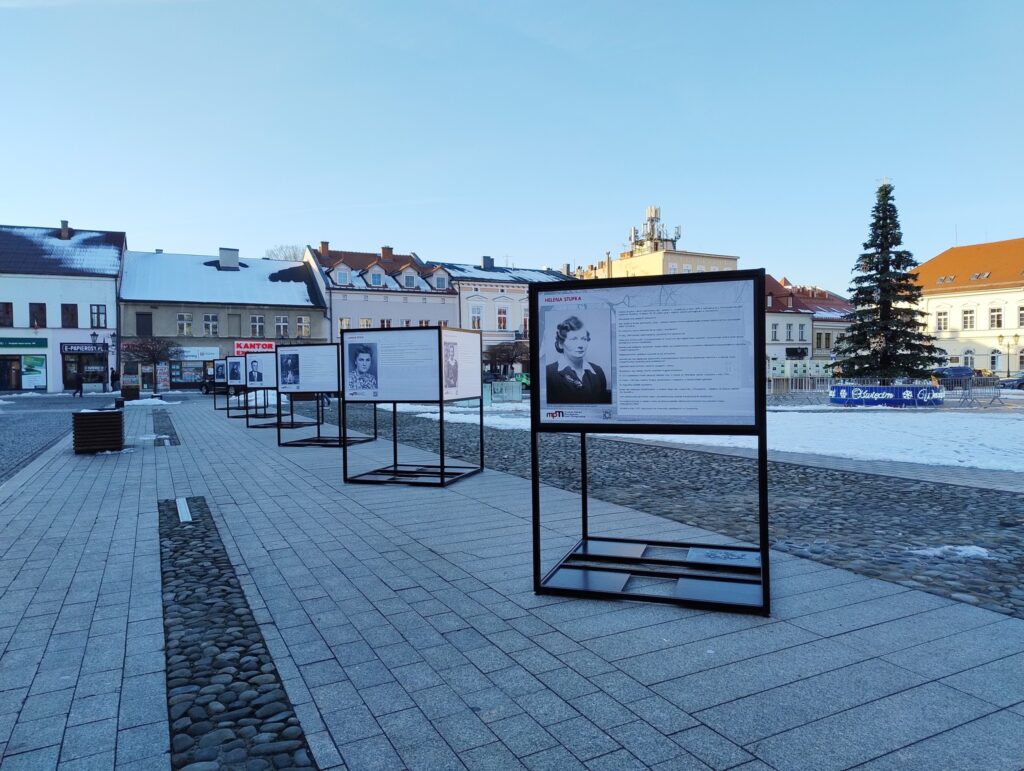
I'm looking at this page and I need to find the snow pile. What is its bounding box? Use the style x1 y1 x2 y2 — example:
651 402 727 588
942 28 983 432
230 391 289 407
0 399 12 405
908 545 994 559
125 398 181 406
97 448 135 455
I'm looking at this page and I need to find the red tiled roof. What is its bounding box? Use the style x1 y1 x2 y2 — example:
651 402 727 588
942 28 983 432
917 238 1024 295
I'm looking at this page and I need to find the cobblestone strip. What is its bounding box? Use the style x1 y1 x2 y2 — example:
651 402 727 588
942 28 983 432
158 497 314 769
304 403 1024 619
153 409 181 446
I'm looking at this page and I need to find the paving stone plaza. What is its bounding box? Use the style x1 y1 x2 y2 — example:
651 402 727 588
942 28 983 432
1 396 1023 769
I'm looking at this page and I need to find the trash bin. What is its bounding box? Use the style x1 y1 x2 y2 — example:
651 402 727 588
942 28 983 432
122 385 140 401
72 409 124 454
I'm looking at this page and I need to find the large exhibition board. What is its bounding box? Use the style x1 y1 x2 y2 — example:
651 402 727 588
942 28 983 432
226 356 245 387
533 273 760 429
277 344 339 393
214 359 227 383
244 352 277 389
441 328 483 401
342 329 442 402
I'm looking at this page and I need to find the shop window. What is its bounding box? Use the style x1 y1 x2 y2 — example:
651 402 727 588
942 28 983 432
497 307 508 331
990 308 1003 329
203 313 218 336
962 309 975 330
250 314 264 337
177 313 193 336
136 312 153 337
297 316 310 338
275 316 289 338
0 302 12 327
61 304 78 328
29 303 46 328
90 304 107 328
471 305 483 330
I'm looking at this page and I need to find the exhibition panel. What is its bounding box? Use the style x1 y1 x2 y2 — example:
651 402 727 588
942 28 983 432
212 358 229 411
529 270 771 616
225 356 247 419
243 352 279 428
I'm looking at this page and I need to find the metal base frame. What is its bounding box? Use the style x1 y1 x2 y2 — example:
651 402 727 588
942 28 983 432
212 384 230 411
276 393 377 448
532 432 771 617
245 388 278 429
225 386 248 419
342 398 484 488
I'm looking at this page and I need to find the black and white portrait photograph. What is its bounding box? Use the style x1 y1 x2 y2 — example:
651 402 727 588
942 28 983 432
215 362 225 381
228 360 241 383
247 360 263 384
543 309 612 405
443 342 458 389
280 353 300 386
347 343 378 391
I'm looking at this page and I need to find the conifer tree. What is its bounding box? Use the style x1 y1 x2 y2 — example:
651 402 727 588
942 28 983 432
833 183 943 378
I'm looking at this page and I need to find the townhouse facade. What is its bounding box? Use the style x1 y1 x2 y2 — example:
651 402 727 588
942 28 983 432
766 276 853 377
0 220 124 392
119 247 329 390
916 238 1024 375
311 242 459 338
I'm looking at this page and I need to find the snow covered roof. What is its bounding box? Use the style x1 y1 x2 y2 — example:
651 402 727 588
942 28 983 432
121 251 326 308
0 223 126 278
425 262 571 284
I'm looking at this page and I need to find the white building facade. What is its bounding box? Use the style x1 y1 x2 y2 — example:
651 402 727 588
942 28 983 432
0 222 123 392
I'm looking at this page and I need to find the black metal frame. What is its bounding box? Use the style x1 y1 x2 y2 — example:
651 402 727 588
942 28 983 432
340 327 484 487
212 358 229 410
224 356 247 419
243 352 278 429
529 269 771 616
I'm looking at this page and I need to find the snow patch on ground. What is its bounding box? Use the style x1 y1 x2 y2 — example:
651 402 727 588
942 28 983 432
908 545 994 559
126 398 181 406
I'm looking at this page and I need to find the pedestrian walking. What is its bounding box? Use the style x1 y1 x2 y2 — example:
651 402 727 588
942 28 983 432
73 370 84 397
110 368 121 392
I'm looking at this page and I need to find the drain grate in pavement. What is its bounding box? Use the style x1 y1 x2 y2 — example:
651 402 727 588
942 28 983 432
153 409 180 446
158 496 314 769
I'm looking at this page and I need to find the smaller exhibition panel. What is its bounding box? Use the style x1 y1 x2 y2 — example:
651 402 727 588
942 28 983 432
224 356 247 418
212 358 229 410
226 356 245 387
277 344 339 394
529 270 770 616
244 352 277 389
340 327 483 487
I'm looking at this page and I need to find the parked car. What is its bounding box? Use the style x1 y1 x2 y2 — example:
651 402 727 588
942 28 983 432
932 366 973 380
998 371 1024 390
481 371 501 384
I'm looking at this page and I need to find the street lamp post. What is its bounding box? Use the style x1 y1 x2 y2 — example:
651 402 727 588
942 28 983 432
997 334 1020 377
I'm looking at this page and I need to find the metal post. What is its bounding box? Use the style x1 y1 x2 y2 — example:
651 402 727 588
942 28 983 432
580 433 588 542
392 402 398 470
531 426 541 592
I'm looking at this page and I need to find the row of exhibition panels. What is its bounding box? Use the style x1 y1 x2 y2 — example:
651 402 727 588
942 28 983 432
207 272 773 618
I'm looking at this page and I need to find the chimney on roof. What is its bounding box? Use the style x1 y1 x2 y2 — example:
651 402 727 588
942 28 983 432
481 255 494 270
155 248 163 253
381 246 394 261
218 247 240 271
320 240 330 258
60 219 70 239
562 263 571 276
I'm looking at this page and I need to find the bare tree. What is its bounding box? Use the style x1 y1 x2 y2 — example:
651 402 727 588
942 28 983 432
488 341 530 375
121 338 184 394
264 244 305 261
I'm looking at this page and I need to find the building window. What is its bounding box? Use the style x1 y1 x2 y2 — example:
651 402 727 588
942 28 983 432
371 273 382 287
798 324 806 341
404 274 416 288
297 316 310 338
61 303 78 328
90 304 107 328
379 318 392 328
338 317 351 336
438 320 448 327
668 264 678 275
683 264 692 273
436 276 447 289
275 316 289 338
336 271 349 285
785 323 793 341
249 314 264 337
523 308 529 336
29 303 46 328
359 318 372 328
497 307 508 331
815 332 823 349
697 266 705 273
771 323 778 342
177 313 193 336
203 313 218 336
418 319 429 327
471 305 483 330
991 350 1000 370
990 308 1003 329
936 311 949 331
401 319 411 327
1019 306 1024 327
962 309 975 330
963 349 975 368
0 302 12 327
824 332 832 349
136 312 153 337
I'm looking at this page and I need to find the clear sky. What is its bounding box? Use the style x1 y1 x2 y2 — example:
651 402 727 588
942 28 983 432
2 0 1021 293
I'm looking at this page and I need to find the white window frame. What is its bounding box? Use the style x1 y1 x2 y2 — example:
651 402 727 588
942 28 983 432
177 312 192 336
203 313 218 336
296 316 310 338
275 315 289 338
990 308 1003 329
936 311 949 331
470 304 483 330
250 314 264 338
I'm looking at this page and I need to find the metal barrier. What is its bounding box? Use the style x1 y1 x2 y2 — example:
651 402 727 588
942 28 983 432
766 376 1007 408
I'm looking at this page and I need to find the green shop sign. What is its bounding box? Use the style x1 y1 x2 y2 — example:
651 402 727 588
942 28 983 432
0 337 48 349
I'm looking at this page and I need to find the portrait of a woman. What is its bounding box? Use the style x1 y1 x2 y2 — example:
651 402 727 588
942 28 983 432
545 315 611 404
348 344 378 390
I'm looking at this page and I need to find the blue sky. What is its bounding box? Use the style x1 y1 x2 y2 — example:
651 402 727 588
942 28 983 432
2 0 1021 293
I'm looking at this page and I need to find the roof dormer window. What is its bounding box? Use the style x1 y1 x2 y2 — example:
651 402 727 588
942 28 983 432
436 276 447 289
404 274 416 288
371 272 382 287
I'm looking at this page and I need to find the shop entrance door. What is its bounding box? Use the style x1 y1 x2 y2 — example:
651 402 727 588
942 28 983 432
0 357 21 390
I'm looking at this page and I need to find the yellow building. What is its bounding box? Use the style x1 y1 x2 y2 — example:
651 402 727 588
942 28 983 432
573 206 739 280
